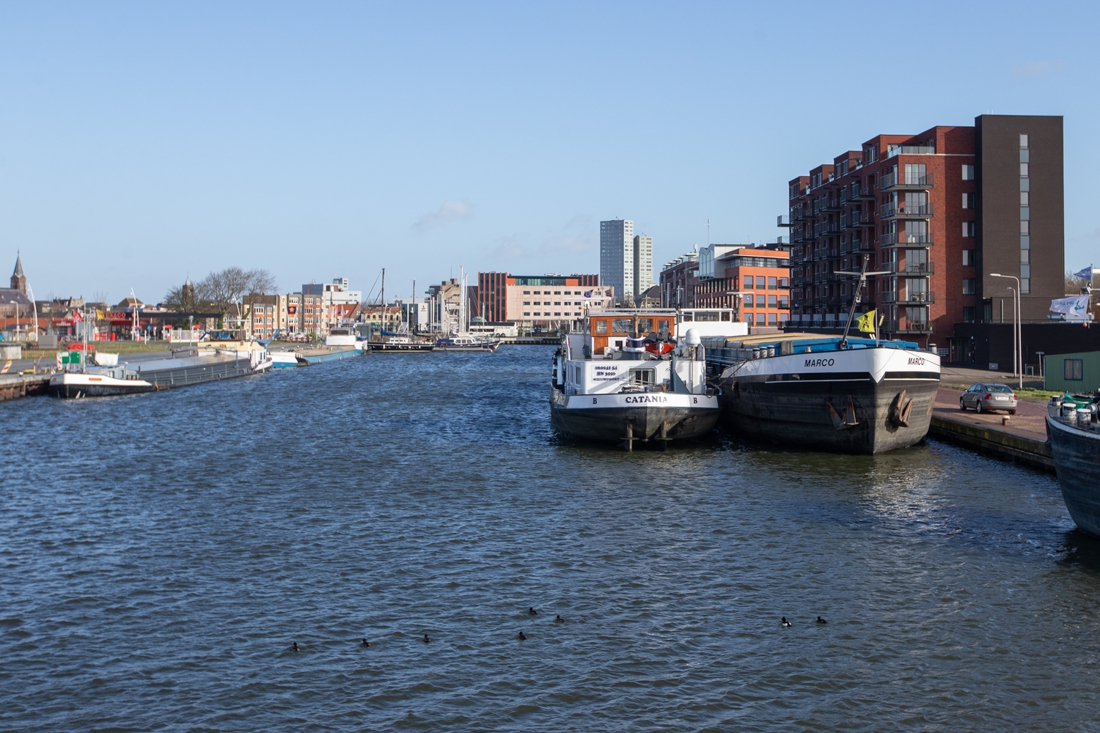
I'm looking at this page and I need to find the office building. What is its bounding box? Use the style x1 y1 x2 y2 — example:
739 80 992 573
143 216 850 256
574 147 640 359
694 244 791 328
633 234 653 300
786 114 1063 355
600 219 634 305
659 249 699 308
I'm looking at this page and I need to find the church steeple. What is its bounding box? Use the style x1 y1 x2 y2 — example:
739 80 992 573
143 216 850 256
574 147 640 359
11 252 26 294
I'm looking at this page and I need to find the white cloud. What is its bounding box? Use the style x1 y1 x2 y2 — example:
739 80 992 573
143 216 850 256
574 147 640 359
1012 60 1065 79
412 200 473 233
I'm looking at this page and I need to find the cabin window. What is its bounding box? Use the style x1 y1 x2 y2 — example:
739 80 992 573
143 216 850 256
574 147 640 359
612 319 634 333
574 365 583 383
695 311 719 322
596 321 608 333
720 311 731 321
1065 359 1083 381
638 318 654 333
658 320 671 333
630 368 656 387
681 312 693 321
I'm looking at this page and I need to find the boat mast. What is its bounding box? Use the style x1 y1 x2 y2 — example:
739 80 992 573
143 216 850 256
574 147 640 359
835 254 890 349
380 267 385 336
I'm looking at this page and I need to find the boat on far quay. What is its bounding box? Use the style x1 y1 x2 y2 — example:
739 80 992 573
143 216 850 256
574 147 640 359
1046 394 1100 537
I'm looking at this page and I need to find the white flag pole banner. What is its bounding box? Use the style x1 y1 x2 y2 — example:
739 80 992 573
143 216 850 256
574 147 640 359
1050 295 1092 321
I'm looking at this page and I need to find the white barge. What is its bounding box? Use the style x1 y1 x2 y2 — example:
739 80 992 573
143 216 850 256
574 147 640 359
550 309 745 449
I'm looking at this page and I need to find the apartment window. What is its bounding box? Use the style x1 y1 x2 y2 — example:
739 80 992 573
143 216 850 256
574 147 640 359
962 193 976 209
768 276 777 290
1020 162 1029 177
523 301 530 305
1020 207 1030 221
962 222 976 238
1020 177 1030 192
743 313 753 324
779 277 789 288
744 276 753 289
1021 236 1030 249
768 295 777 307
756 295 767 307
962 165 975 180
1021 278 1030 294
1021 221 1030 235
1020 134 1029 149
1021 191 1030 206
523 291 530 295
962 278 976 295
768 313 778 326
779 295 789 308
756 276 766 288
962 306 976 323
962 249 976 267
779 313 789 324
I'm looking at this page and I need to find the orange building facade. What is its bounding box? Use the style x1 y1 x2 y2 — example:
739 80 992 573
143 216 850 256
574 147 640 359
693 246 790 328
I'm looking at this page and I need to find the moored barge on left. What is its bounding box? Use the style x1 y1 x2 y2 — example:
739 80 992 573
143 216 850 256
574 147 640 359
551 308 746 449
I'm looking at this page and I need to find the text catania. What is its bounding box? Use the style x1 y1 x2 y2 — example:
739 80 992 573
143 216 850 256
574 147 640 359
804 358 835 367
624 395 669 404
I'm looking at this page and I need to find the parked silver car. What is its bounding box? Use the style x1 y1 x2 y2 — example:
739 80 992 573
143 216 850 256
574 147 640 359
959 383 1018 414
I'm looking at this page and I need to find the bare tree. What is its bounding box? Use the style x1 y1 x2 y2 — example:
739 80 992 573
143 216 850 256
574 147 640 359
170 267 278 314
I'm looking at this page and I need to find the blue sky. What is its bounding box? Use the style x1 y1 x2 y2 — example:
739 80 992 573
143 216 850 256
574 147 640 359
1 1 1096 303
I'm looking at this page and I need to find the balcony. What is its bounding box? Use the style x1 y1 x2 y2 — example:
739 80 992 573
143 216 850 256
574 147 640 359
885 261 935 275
883 319 934 334
886 145 936 159
881 291 936 305
880 172 935 191
851 185 875 200
880 202 933 220
879 232 934 248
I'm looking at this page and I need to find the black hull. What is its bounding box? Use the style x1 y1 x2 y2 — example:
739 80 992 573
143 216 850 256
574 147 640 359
1046 416 1100 537
550 402 720 444
719 376 937 454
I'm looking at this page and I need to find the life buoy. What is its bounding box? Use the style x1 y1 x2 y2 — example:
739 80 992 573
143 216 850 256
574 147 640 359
645 341 674 356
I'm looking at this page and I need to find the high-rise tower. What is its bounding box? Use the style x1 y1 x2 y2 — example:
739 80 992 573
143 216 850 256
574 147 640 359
600 219 634 305
633 234 653 298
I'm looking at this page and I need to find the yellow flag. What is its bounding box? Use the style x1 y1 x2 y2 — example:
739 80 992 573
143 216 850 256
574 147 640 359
857 309 876 333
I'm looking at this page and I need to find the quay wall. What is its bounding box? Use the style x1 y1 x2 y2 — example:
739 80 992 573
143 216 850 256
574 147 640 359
929 414 1053 473
0 375 50 403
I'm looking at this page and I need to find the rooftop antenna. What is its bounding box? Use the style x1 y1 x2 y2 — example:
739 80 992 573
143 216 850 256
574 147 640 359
834 255 891 349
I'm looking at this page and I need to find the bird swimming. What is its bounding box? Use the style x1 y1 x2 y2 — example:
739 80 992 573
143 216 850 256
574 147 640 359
528 607 538 616
781 617 792 628
423 634 431 643
292 642 300 652
816 616 827 625
518 631 527 640
555 615 565 623
362 638 371 647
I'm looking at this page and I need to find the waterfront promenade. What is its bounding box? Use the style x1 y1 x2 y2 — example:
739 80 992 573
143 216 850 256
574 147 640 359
930 366 1053 472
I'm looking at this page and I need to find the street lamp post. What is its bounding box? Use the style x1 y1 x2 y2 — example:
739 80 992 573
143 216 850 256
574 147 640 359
991 273 1022 389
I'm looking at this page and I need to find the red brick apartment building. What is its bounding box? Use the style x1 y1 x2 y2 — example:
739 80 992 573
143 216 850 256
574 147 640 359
786 114 1063 356
476 272 601 328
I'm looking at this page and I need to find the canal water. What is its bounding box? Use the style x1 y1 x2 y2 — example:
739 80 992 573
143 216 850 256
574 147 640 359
2 347 1099 731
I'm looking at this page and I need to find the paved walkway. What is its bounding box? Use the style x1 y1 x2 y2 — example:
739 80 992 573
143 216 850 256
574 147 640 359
933 386 1047 442
939 364 1044 390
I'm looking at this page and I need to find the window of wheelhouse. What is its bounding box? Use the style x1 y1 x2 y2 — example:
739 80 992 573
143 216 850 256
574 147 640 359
629 368 656 387
595 320 608 334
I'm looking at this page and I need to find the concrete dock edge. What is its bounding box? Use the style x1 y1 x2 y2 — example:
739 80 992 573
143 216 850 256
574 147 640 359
929 414 1054 473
